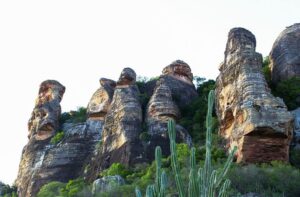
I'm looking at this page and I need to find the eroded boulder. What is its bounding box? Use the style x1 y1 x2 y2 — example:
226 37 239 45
92 175 125 194
216 28 294 163
269 23 300 85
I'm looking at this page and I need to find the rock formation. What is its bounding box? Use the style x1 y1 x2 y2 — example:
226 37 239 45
16 80 110 197
87 78 116 120
28 80 65 140
145 79 192 159
216 28 294 163
98 68 145 169
269 23 300 85
160 60 198 108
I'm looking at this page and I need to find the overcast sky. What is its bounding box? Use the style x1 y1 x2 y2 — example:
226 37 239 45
0 0 299 184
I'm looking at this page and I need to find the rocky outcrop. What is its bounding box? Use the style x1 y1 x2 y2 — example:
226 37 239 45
269 23 300 85
145 79 192 159
98 68 145 169
16 80 107 197
92 175 125 194
216 28 294 163
87 78 116 120
28 80 65 140
159 60 198 108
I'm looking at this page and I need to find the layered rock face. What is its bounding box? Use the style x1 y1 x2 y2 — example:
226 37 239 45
28 80 65 140
269 23 300 85
145 79 192 159
16 80 107 197
216 28 294 163
99 68 144 169
87 78 116 120
160 60 198 108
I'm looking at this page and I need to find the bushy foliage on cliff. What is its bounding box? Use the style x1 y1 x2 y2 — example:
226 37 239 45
262 56 300 110
0 182 17 197
59 107 87 125
50 131 64 144
180 79 217 144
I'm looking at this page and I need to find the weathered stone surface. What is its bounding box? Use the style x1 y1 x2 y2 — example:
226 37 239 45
28 80 65 140
145 79 192 158
292 108 300 149
98 68 145 169
87 78 116 120
270 23 300 85
16 119 103 197
216 28 294 163
92 175 125 194
160 60 198 108
16 80 111 197
162 60 193 84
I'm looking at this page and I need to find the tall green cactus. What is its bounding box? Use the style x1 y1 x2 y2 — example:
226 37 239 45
167 90 237 197
136 90 236 197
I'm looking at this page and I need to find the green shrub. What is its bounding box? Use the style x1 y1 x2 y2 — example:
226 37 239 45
100 163 131 178
274 77 300 110
59 107 87 125
60 178 90 197
50 131 64 145
37 181 66 197
290 149 300 168
228 162 300 196
179 79 217 145
262 56 272 85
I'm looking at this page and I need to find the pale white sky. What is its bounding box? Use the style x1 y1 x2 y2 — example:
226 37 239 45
0 0 299 184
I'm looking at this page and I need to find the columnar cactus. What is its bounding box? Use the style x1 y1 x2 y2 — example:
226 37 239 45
136 90 236 197
167 90 236 197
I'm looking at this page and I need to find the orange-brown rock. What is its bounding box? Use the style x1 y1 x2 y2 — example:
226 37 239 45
28 80 65 140
87 78 116 120
216 28 294 163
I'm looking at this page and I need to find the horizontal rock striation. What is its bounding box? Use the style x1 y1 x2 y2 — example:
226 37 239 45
216 28 294 163
16 80 106 197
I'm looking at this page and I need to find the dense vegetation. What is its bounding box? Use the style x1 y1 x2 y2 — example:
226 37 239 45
262 56 300 110
0 182 17 197
59 107 87 125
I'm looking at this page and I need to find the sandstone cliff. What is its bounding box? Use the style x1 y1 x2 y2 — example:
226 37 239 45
16 80 105 197
215 28 294 163
269 23 300 85
98 68 145 169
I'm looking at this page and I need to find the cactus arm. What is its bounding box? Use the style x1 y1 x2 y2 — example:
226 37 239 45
168 119 185 197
